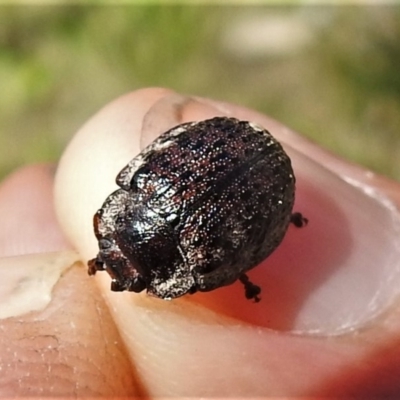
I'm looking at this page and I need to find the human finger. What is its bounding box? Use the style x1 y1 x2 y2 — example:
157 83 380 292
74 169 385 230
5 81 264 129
0 165 140 397
55 88 400 397
0 164 70 257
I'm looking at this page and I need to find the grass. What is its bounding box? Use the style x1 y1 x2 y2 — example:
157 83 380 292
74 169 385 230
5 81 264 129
1 5 399 181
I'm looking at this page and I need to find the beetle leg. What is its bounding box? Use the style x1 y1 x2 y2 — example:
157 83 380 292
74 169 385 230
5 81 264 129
239 274 261 303
127 276 147 293
188 286 198 295
110 279 126 291
290 212 308 228
87 255 104 276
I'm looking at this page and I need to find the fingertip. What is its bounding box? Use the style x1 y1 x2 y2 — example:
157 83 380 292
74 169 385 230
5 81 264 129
50 87 400 398
54 87 400 338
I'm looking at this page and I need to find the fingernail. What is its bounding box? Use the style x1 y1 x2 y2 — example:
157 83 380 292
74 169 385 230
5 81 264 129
140 93 191 149
282 147 400 335
140 93 223 149
146 97 400 336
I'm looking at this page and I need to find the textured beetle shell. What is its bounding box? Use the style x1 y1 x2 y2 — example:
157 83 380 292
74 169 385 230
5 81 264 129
89 117 295 299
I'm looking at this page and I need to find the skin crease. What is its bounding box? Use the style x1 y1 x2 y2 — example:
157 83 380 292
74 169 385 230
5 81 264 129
0 88 400 398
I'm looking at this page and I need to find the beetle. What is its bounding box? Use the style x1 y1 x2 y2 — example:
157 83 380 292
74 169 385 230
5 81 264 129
88 117 306 302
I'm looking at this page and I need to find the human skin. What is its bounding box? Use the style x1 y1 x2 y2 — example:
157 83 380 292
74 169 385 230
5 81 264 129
0 88 400 398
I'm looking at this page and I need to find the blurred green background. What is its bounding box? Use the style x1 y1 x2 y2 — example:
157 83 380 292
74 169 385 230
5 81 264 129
1 5 399 181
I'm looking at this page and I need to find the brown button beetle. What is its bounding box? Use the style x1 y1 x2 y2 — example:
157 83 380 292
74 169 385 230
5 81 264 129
88 117 306 302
